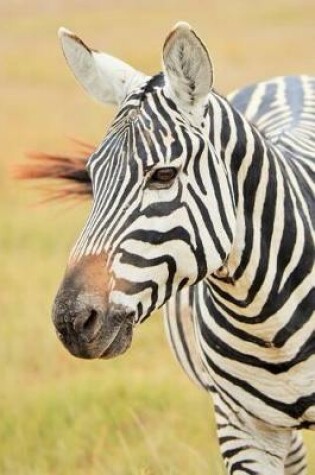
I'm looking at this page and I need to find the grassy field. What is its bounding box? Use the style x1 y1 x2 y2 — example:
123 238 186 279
1 1 314 474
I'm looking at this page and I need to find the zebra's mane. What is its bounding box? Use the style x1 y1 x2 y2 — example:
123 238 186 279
138 72 165 101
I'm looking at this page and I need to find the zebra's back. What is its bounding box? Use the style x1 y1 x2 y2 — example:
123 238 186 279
229 75 315 164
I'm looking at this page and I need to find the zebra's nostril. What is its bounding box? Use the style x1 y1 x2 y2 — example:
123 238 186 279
72 307 102 341
83 309 99 333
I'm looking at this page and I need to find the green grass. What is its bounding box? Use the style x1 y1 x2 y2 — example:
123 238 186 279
1 1 314 474
0 372 218 475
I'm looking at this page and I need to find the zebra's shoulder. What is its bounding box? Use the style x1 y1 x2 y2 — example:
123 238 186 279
228 76 315 150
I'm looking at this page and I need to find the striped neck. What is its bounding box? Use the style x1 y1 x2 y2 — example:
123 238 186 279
205 90 312 330
206 92 289 303
206 92 273 208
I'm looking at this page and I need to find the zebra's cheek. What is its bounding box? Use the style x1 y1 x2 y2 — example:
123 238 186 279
140 184 179 210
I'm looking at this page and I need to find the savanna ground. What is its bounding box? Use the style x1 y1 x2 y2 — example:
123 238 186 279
0 1 314 474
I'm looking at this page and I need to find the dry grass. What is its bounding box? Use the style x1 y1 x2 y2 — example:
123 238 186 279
1 1 314 473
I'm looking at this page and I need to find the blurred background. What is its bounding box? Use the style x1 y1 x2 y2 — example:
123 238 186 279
1 1 314 474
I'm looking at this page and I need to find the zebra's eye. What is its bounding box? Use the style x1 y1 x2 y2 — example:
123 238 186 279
147 167 178 189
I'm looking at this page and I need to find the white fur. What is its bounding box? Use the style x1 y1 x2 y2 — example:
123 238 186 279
58 27 147 105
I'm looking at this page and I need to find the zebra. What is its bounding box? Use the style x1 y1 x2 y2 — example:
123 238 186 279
25 22 314 474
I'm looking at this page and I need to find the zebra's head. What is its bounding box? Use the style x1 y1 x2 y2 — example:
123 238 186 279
53 23 235 359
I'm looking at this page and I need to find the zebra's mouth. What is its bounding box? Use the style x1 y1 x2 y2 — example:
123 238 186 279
56 316 134 360
100 318 134 359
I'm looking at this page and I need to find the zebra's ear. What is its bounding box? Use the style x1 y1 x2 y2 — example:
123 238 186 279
163 22 214 114
58 27 147 105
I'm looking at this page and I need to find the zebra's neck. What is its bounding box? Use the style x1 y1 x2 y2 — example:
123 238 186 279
207 91 274 208
206 92 300 313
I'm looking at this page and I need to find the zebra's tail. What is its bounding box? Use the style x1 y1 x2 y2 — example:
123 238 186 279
15 139 94 201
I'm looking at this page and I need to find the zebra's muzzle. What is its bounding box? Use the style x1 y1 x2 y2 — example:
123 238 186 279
51 252 135 360
52 289 135 360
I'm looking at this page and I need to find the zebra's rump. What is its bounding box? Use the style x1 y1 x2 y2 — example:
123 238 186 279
229 75 315 162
